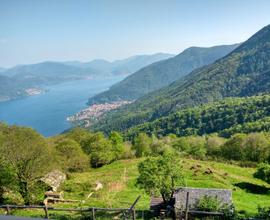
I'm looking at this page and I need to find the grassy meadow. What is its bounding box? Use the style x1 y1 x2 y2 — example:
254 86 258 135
1 158 270 219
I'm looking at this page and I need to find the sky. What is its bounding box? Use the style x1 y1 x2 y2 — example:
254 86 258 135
0 0 270 68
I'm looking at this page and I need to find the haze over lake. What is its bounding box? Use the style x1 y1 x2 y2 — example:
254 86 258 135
0 76 124 136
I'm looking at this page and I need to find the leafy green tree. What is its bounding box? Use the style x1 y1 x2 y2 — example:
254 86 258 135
109 131 125 159
83 132 115 167
244 133 269 162
172 136 206 159
221 134 247 161
0 160 17 203
54 138 89 172
150 135 175 156
65 127 93 146
137 153 184 204
133 133 152 157
206 135 226 157
0 126 52 204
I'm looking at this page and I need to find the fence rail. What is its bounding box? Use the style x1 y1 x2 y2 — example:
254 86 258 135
0 196 141 219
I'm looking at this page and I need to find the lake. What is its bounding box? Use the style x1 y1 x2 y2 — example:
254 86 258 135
0 76 124 136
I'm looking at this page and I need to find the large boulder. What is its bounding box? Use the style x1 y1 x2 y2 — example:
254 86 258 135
41 170 66 192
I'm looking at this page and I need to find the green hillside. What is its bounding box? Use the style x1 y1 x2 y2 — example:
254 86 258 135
125 95 270 138
88 44 239 104
4 158 270 218
92 24 270 133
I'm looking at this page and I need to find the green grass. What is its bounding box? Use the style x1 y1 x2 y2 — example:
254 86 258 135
59 158 270 215
2 158 270 219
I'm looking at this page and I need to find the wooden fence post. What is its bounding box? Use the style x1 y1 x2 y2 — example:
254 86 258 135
6 205 11 215
132 208 136 220
184 192 189 220
44 205 49 219
91 207 95 220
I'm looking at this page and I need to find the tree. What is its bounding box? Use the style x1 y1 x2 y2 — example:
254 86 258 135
244 133 269 162
0 126 52 204
206 135 226 157
65 127 93 146
0 160 16 203
82 132 115 167
137 153 184 204
172 136 206 159
133 133 152 157
221 134 247 161
109 131 125 159
54 138 89 172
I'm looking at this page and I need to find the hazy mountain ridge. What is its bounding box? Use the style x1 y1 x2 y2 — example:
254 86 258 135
64 53 174 75
0 75 29 101
88 44 239 105
92 24 270 133
0 53 173 102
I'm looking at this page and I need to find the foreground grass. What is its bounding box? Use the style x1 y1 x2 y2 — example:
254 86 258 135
61 158 270 215
1 158 270 218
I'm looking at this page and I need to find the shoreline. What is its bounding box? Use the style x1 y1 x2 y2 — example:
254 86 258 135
67 101 133 128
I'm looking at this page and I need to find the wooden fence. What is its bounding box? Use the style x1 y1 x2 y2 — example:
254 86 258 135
0 196 141 220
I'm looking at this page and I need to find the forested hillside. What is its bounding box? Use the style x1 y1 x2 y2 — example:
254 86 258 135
0 75 28 101
92 24 270 133
125 95 270 138
88 44 239 104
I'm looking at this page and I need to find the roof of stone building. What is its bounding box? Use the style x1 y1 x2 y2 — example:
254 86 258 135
174 187 232 210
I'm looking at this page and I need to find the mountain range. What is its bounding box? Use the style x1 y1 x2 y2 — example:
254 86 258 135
92 24 270 133
88 44 239 104
0 53 173 102
65 53 174 76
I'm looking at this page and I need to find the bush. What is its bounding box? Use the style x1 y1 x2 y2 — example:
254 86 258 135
254 163 270 183
257 206 270 219
196 195 223 212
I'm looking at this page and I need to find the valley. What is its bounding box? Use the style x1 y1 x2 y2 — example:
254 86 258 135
1 2 270 219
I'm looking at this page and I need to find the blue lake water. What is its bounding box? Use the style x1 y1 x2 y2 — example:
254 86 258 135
0 76 124 136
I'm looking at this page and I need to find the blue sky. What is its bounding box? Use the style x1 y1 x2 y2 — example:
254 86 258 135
0 0 270 67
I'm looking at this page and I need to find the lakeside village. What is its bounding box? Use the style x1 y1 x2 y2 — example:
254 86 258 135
67 100 132 127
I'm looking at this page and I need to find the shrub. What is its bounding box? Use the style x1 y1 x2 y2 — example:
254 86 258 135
257 206 270 219
196 195 223 212
254 163 270 183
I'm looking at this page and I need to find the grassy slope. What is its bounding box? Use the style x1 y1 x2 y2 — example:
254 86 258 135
62 158 270 214
2 158 270 218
